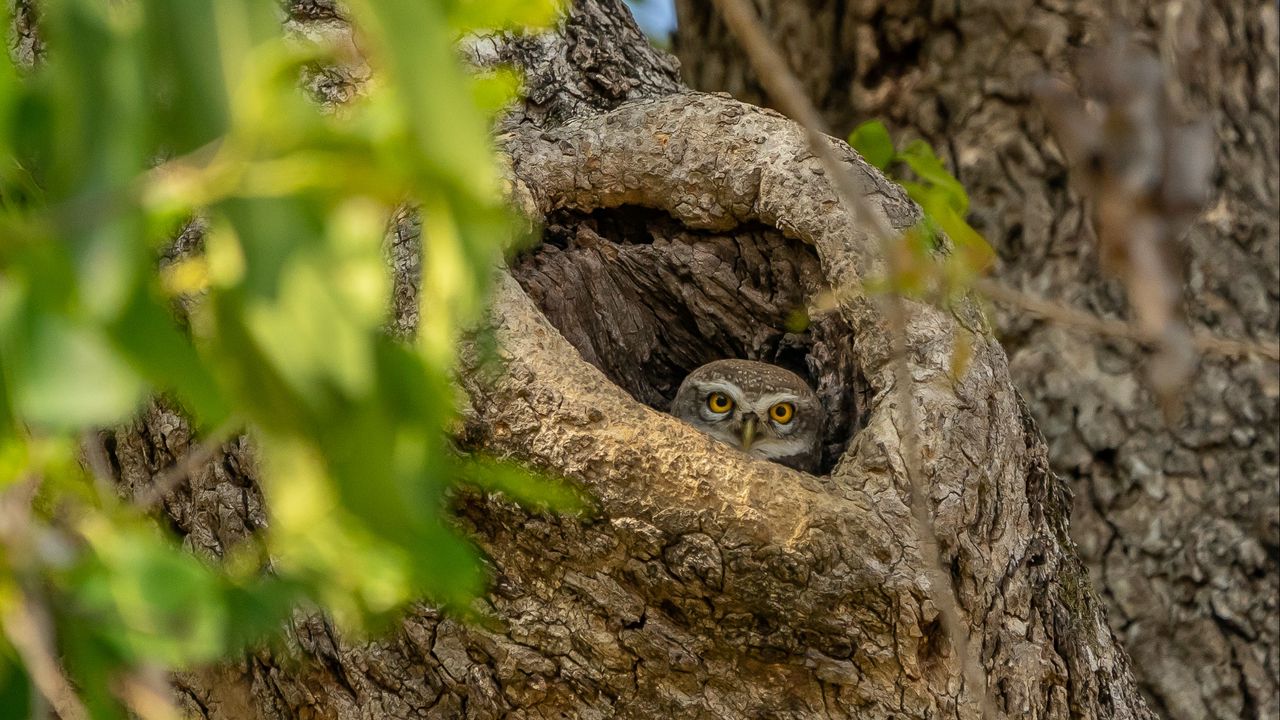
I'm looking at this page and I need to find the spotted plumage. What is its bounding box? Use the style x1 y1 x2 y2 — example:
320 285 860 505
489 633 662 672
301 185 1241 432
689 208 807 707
670 359 824 473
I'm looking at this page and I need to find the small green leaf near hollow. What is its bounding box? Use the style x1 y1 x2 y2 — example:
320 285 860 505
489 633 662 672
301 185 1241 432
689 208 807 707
913 189 995 271
786 307 812 333
896 139 968 214
848 120 895 170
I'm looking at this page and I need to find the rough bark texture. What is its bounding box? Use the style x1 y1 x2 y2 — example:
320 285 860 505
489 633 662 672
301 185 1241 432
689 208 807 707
673 2 1280 719
510 207 869 471
102 1 1161 717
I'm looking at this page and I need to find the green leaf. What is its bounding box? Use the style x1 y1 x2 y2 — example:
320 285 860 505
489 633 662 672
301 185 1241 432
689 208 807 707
59 627 128 720
458 456 590 514
138 0 233 154
75 523 230 666
848 120 895 170
469 68 523 118
107 283 230 428
10 313 145 429
410 519 485 611
42 0 151 317
912 186 994 269
0 5 21 172
319 402 432 546
244 257 377 403
374 340 442 425
447 0 565 32
221 196 316 299
346 0 499 197
897 139 968 215
0 281 19 441
205 293 312 434
220 576 305 651
0 359 13 442
0 0 565 696
785 307 811 333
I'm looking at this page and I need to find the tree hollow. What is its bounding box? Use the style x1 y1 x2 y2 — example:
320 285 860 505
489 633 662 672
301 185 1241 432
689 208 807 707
511 206 868 473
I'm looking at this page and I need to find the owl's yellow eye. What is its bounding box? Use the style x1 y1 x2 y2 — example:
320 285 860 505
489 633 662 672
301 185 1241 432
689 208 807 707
706 392 734 413
769 402 796 424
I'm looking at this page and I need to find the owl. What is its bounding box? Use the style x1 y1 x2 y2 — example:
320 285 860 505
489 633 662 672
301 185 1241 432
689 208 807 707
671 359 824 473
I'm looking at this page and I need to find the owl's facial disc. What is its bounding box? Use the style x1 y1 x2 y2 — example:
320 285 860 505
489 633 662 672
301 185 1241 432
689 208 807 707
672 359 823 472
688 382 808 458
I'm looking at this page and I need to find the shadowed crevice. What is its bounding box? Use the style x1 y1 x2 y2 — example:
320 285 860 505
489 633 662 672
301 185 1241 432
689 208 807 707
510 205 869 474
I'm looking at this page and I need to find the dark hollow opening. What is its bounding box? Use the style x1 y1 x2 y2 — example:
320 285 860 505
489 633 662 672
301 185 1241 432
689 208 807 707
510 206 869 475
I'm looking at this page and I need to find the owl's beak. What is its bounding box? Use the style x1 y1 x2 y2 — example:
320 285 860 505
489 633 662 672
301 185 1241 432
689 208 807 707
739 414 759 451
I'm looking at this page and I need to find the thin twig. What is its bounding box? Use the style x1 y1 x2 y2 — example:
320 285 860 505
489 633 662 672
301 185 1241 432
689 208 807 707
0 482 90 720
116 665 183 720
3 595 90 720
132 420 240 510
816 278 1280 363
976 279 1280 362
706 0 994 716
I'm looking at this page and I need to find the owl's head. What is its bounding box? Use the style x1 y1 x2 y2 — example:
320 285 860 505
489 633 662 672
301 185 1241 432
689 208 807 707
671 359 825 472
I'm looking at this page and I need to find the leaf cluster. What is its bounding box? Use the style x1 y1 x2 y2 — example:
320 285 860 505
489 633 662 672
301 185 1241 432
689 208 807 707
848 120 995 299
0 1 576 716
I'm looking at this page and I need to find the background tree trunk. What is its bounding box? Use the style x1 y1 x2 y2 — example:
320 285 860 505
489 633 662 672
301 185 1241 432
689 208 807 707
673 2 1279 719
105 1 1167 717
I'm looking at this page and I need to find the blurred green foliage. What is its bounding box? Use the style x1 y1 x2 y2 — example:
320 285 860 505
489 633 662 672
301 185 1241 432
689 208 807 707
849 119 994 298
0 1 572 716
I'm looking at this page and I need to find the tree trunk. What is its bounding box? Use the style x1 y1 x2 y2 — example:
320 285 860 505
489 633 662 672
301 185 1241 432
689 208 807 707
674 2 1280 719
112 1 1161 717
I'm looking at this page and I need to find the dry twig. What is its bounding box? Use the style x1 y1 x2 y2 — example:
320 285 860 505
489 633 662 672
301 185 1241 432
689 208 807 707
2 596 90 720
116 665 184 720
0 481 90 720
131 420 240 509
1034 33 1216 414
976 279 1280 362
707 0 994 716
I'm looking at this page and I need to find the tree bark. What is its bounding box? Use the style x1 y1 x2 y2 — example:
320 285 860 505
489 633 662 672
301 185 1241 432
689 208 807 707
674 2 1280 719
110 1 1160 717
